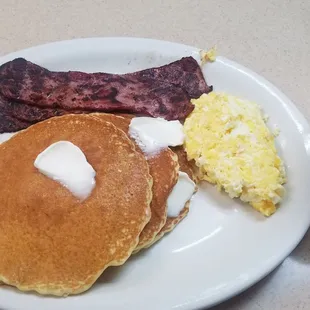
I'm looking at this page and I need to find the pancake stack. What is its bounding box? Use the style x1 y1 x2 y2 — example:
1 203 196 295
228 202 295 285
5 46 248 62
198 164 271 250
0 113 197 296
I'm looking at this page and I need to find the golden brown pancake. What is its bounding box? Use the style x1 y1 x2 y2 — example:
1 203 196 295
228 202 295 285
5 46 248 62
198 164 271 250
149 146 197 246
103 113 197 248
91 113 179 251
172 146 196 181
0 115 152 296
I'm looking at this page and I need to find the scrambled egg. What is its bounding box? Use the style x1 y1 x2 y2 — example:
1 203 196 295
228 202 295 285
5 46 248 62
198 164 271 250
184 92 286 216
200 47 217 65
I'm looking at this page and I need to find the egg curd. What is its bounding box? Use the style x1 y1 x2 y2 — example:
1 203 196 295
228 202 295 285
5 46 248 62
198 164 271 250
200 47 217 65
184 92 286 216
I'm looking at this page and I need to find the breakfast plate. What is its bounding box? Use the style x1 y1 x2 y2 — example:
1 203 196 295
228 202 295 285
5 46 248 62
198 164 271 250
0 37 310 310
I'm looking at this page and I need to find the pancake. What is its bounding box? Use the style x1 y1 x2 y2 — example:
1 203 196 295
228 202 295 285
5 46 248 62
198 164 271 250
149 146 197 246
91 113 179 251
172 146 197 182
0 114 152 296
104 113 197 248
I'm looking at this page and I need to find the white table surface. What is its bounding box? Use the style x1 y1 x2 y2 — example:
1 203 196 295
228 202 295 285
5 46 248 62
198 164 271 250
1 0 309 309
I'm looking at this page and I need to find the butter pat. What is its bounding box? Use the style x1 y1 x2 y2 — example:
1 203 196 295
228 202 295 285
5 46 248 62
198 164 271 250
0 132 17 144
129 117 184 155
167 171 196 217
34 141 96 200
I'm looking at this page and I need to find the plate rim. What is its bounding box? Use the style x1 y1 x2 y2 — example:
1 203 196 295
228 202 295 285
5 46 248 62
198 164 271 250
0 36 310 310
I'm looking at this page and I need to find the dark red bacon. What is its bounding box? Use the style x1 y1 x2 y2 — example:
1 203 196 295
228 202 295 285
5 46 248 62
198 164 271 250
0 57 212 133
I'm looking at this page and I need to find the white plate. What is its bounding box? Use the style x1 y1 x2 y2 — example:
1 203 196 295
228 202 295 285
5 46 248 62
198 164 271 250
1 37 310 310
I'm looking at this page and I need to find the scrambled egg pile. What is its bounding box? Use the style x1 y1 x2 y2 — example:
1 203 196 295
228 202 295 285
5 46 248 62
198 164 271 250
184 92 286 216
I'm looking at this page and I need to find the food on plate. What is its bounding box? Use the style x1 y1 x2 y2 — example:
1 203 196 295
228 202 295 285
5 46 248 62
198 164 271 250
0 103 32 132
0 50 287 298
172 146 198 183
124 115 198 246
200 47 217 65
0 57 212 133
126 116 197 249
149 146 197 245
0 115 153 296
127 56 212 98
184 92 286 216
0 131 16 143
0 112 198 296
34 141 97 200
91 113 180 251
134 149 180 251
92 113 197 252
128 116 185 156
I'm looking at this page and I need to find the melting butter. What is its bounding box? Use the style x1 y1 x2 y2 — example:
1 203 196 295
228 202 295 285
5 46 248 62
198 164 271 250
167 171 196 217
34 141 96 200
0 132 17 144
128 117 184 155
